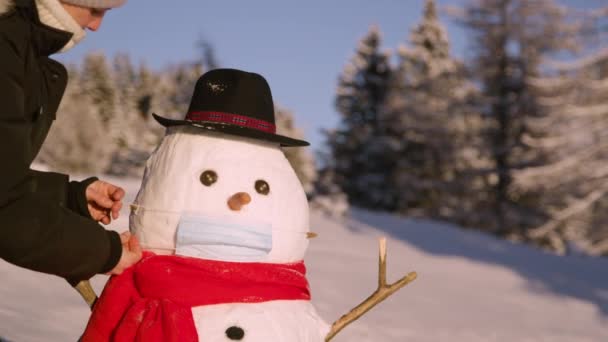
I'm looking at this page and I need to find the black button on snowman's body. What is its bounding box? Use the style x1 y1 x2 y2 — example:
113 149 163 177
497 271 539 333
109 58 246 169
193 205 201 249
226 326 245 340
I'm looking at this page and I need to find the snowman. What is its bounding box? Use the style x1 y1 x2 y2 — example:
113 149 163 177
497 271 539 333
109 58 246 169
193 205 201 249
81 69 416 342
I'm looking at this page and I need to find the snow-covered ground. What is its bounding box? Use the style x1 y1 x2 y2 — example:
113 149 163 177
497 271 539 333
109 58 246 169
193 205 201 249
1 176 607 341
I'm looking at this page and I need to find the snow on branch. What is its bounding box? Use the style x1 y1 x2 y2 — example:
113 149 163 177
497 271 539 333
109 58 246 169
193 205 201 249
528 184 608 239
588 239 608 256
544 48 608 71
521 132 574 150
536 75 608 89
513 141 608 189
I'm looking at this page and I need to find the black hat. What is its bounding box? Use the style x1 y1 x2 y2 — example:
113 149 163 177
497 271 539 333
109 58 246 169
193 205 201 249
153 68 309 147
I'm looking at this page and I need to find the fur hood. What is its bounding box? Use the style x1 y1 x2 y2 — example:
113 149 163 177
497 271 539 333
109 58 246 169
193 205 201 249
0 0 15 16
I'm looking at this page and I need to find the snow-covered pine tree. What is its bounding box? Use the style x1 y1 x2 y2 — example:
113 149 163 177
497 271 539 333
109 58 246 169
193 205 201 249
106 55 155 176
80 52 117 125
196 36 220 71
113 54 201 176
164 62 204 119
133 63 167 143
522 48 608 255
113 53 137 108
36 53 170 176
275 106 317 195
390 0 483 221
312 146 350 217
36 46 319 192
79 52 137 175
111 54 137 150
329 25 395 210
35 66 113 174
134 63 157 120
452 0 580 236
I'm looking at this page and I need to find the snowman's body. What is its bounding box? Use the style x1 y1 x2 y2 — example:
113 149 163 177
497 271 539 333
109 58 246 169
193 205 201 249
192 301 328 341
126 126 329 341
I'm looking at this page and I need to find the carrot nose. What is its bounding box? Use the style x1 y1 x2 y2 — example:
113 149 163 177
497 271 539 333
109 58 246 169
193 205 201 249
228 192 252 211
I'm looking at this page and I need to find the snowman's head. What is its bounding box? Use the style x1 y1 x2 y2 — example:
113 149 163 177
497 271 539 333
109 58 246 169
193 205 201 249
130 126 310 263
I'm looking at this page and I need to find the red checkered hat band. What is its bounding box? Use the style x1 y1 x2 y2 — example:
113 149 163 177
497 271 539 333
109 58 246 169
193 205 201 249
186 111 276 134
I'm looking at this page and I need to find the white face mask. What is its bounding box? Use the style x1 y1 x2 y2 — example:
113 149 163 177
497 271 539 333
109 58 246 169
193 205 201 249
130 204 311 263
175 213 273 262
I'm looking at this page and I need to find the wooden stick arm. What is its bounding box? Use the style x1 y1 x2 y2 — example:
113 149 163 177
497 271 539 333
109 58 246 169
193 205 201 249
325 238 417 341
74 280 98 310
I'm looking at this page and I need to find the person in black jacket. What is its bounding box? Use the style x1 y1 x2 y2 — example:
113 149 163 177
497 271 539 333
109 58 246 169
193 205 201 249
0 0 142 284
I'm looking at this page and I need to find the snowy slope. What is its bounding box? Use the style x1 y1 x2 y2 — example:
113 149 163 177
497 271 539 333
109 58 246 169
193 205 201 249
1 177 607 342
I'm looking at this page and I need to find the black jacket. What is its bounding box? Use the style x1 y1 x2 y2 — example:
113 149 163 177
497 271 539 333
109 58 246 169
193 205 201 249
0 0 121 282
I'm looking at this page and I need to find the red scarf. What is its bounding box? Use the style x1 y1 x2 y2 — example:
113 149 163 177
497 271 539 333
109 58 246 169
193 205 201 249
82 252 310 342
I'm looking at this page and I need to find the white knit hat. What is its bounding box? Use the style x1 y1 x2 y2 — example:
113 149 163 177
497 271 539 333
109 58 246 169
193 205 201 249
59 0 126 9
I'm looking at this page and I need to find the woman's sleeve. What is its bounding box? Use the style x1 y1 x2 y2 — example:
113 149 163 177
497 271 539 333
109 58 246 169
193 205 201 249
0 33 122 281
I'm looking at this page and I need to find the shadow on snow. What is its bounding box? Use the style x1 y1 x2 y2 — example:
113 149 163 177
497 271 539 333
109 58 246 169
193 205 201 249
345 207 608 316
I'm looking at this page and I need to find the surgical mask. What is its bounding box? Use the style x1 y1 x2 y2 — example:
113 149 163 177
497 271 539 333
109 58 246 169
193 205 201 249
176 212 273 262
130 204 313 262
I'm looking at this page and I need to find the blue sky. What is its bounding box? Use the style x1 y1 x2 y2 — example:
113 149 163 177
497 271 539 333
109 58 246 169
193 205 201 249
56 0 606 152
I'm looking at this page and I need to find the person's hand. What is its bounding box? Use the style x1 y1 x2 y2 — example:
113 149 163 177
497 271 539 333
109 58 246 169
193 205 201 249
86 180 125 224
108 231 143 275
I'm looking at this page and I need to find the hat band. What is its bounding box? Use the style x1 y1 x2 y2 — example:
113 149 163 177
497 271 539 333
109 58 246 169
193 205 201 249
186 111 276 134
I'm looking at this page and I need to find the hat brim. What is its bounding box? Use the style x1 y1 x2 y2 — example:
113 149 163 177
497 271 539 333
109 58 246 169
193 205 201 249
152 113 309 147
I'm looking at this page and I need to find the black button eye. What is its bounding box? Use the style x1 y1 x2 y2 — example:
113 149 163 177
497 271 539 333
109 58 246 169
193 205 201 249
200 170 218 186
255 180 270 195
225 326 245 340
